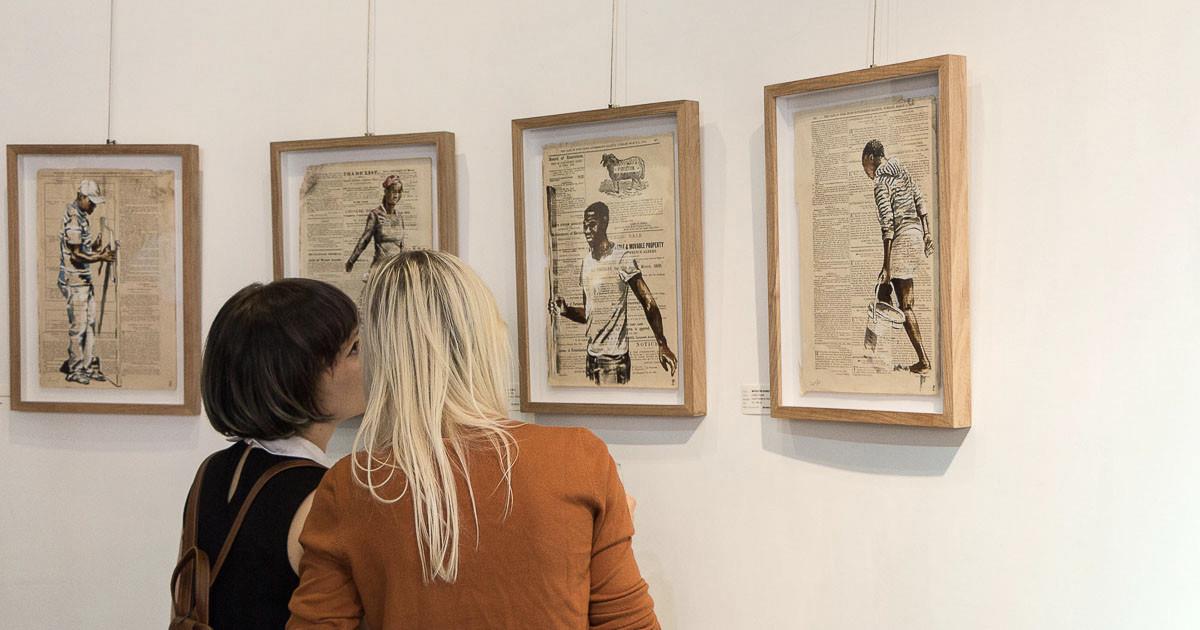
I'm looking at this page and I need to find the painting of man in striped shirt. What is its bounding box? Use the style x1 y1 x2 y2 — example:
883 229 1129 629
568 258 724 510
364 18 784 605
861 139 933 375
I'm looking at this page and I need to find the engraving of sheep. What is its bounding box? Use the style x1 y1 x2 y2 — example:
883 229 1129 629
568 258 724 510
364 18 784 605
600 153 646 194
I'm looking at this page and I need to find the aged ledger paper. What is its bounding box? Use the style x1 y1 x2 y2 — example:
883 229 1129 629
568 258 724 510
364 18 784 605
299 158 433 302
543 133 680 389
795 97 940 395
36 169 178 390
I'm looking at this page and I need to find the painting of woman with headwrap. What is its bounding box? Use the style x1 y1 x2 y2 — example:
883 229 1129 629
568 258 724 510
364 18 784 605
345 174 408 275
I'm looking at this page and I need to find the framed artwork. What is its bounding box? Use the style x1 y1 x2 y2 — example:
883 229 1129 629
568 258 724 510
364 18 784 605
765 55 971 428
512 100 705 416
270 132 456 302
6 144 201 414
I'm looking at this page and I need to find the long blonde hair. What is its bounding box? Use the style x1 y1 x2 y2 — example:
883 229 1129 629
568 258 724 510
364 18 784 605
352 250 517 583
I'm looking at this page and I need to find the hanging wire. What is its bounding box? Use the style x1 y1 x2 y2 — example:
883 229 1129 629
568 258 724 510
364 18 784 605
869 0 879 68
105 0 117 143
608 0 618 108
364 0 376 135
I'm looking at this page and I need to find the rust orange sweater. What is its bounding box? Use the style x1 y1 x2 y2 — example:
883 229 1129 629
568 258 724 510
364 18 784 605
288 423 660 629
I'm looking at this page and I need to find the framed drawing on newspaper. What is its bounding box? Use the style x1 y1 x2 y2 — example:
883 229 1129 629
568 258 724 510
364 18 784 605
6 144 201 414
512 101 705 416
765 55 971 428
270 132 456 303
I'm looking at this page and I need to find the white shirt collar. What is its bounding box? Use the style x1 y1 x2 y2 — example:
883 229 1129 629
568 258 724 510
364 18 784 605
240 434 333 467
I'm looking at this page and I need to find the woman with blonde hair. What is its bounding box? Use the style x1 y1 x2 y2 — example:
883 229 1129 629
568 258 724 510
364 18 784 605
288 250 659 629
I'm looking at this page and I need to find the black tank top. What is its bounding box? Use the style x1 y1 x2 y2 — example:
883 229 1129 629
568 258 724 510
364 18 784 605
190 441 327 629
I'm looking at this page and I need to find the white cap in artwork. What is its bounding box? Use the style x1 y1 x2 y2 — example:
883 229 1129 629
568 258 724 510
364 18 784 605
78 179 106 204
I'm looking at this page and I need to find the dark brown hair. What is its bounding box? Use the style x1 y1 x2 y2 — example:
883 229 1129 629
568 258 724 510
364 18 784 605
862 139 886 160
201 278 357 439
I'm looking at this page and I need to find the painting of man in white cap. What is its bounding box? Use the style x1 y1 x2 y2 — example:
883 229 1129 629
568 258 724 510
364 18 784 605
58 178 117 384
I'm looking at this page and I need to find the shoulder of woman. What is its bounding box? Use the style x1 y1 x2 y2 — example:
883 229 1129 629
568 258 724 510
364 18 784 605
515 423 611 463
328 452 364 478
308 453 355 493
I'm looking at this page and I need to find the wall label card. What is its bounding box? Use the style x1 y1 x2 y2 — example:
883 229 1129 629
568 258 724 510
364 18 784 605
741 384 771 415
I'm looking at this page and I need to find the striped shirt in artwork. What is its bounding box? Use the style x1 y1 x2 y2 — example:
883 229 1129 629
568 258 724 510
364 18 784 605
872 158 927 240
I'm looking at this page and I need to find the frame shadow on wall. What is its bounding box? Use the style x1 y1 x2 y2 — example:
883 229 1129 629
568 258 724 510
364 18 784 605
760 416 967 476
4 400 203 453
535 415 702 446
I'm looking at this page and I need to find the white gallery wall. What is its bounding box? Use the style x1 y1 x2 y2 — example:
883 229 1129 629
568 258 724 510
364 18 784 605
2 0 1198 627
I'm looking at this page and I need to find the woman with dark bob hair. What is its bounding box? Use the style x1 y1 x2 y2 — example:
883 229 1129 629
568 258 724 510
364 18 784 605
172 278 364 628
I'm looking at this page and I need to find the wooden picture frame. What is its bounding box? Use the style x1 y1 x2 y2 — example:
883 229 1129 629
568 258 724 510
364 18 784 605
270 132 457 286
765 55 970 428
7 144 201 414
512 100 705 416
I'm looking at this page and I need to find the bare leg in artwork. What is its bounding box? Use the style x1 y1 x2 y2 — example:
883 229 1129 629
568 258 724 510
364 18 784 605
892 278 929 374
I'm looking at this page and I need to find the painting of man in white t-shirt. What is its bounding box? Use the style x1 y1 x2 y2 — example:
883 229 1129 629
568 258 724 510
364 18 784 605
549 202 677 385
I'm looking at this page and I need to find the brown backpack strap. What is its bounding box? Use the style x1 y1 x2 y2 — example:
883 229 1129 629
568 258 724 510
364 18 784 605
209 458 325 583
180 452 219 554
171 546 212 623
172 450 222 624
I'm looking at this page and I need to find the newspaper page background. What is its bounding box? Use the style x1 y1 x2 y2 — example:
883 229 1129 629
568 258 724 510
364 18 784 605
795 97 940 395
543 133 679 389
36 169 178 390
299 158 433 303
